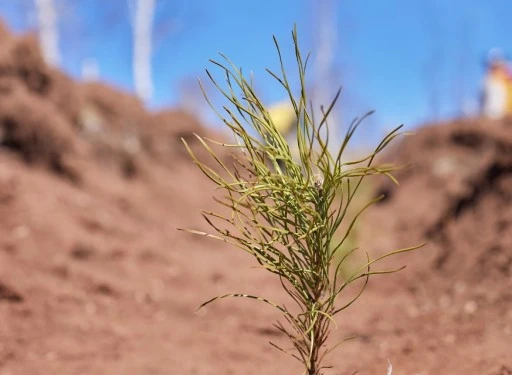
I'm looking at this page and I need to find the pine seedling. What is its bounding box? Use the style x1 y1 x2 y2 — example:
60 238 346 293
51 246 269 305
181 27 422 375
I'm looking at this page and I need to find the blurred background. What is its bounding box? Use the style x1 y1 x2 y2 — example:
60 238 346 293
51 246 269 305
0 1 511 375
2 0 512 136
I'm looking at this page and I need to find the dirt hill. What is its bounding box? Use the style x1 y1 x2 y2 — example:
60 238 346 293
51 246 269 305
353 118 512 374
0 22 510 375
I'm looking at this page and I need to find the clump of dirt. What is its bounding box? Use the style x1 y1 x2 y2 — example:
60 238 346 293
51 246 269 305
0 31 49 94
151 110 205 158
0 83 81 181
0 281 23 303
0 25 85 181
79 82 151 153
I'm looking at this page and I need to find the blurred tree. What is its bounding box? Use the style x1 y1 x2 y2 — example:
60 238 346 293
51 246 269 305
126 0 196 103
312 0 341 150
422 0 444 122
128 0 156 102
13 0 90 71
34 0 60 66
453 15 475 117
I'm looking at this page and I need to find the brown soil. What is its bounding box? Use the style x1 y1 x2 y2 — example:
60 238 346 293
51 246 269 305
0 23 510 374
353 118 512 374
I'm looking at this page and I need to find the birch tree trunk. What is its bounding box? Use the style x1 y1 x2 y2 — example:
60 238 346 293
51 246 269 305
132 0 156 103
34 0 61 67
422 0 443 122
313 0 340 150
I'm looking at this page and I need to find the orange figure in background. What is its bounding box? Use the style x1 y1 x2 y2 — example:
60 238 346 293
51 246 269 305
481 49 512 119
506 61 512 114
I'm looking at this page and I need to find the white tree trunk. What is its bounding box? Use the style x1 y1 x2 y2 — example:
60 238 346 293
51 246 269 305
313 0 340 149
34 0 61 67
132 0 156 103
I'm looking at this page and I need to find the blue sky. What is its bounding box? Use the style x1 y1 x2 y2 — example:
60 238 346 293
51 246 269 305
0 0 511 138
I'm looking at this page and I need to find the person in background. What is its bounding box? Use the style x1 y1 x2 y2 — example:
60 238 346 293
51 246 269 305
505 58 512 114
481 48 510 119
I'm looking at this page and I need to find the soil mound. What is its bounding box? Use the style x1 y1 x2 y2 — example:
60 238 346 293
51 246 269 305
0 21 219 180
369 118 512 286
351 118 512 373
0 25 83 179
0 83 80 181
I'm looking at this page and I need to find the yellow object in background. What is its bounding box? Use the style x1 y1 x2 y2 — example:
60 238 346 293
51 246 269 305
506 77 512 114
267 101 296 136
